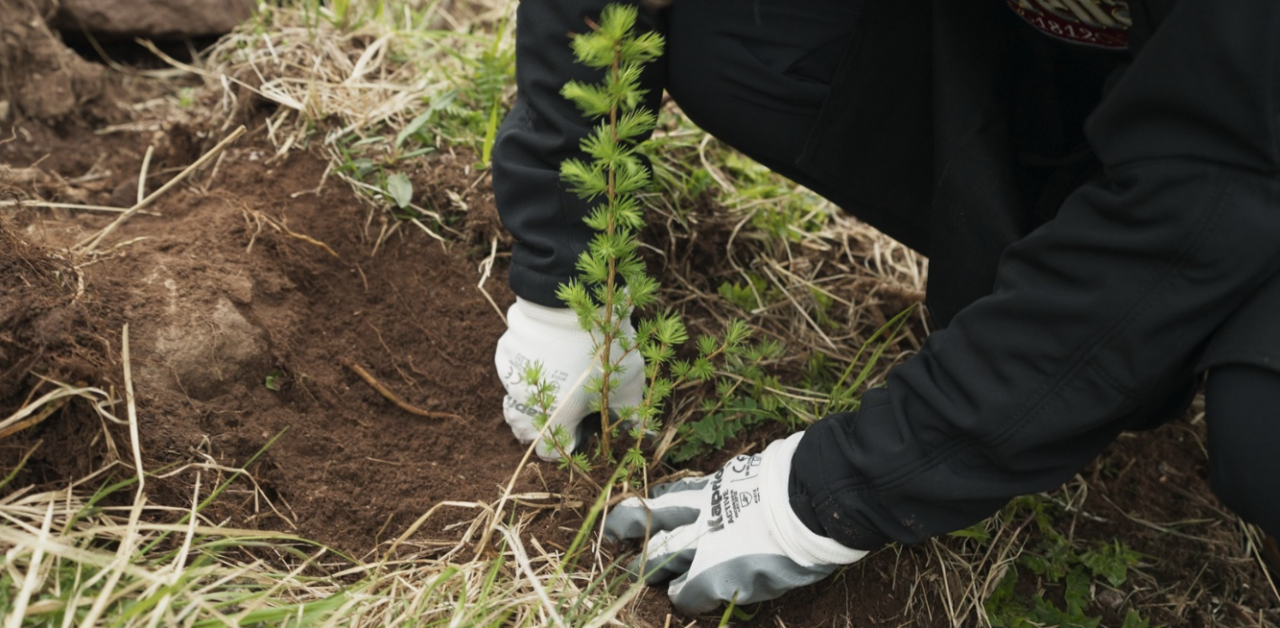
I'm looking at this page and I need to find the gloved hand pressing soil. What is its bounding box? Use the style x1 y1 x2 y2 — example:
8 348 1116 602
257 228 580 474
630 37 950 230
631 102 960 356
604 433 868 614
494 297 644 459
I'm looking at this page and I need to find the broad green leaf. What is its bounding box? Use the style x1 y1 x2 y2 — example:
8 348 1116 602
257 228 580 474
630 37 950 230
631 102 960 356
386 172 414 209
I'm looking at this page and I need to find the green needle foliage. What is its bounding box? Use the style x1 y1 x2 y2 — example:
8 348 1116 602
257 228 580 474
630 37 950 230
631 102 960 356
550 4 665 464
527 5 769 484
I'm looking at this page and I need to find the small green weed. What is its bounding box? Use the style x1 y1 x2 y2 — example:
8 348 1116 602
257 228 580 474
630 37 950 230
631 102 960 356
982 495 1153 628
822 304 917 416
384 171 414 209
297 0 385 31
429 25 515 160
264 369 284 391
716 272 773 312
664 335 785 462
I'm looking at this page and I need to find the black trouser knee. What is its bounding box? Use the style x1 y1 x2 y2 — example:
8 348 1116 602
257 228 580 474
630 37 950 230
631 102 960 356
1206 365 1280 538
663 0 862 196
661 0 936 254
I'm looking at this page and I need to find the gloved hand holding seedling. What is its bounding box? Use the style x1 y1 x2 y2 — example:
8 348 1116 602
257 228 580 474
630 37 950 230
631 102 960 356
497 3 762 473
496 296 645 460
496 3 669 471
494 2 861 615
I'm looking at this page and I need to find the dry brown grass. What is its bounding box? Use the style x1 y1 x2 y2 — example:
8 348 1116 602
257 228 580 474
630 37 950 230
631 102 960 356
1 351 640 627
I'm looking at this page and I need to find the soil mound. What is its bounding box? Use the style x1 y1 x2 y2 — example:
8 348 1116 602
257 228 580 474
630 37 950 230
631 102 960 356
0 112 560 555
50 0 256 39
0 212 118 481
0 0 111 122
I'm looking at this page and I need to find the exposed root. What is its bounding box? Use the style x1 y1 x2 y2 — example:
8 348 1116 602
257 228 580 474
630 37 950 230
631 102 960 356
342 359 461 420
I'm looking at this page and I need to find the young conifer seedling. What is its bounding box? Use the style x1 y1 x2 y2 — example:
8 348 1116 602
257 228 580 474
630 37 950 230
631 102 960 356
548 4 665 470
524 4 761 482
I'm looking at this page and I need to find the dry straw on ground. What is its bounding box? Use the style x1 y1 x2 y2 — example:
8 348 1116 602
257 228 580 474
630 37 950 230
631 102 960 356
1 341 633 626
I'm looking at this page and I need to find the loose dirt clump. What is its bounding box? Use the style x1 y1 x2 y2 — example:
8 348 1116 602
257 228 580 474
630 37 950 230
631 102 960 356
0 209 121 481
49 0 256 39
0 0 113 122
90 144 550 553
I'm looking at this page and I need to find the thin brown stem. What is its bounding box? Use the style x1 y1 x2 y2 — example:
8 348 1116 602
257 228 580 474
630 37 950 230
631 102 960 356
598 40 623 455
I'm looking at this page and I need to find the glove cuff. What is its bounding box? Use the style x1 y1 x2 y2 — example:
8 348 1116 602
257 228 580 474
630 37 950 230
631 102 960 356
511 296 637 336
762 433 869 566
511 297 585 331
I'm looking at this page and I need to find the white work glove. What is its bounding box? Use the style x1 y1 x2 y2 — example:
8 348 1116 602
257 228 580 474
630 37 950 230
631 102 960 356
495 297 645 459
604 432 868 614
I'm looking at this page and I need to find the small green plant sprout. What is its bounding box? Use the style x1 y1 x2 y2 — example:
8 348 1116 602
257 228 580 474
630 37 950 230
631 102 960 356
551 4 664 460
983 495 1152 628
521 361 592 476
264 369 285 392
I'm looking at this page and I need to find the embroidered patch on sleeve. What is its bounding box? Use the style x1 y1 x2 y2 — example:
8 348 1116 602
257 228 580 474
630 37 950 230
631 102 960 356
1005 0 1131 50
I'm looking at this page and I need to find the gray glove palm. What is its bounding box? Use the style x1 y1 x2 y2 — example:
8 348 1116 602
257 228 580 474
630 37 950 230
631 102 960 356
604 433 868 614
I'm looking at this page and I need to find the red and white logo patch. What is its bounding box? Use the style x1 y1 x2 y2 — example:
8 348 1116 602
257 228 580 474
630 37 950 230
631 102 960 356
1005 0 1131 50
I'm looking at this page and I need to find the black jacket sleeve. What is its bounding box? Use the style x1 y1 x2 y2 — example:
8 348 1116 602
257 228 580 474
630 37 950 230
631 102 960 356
491 0 665 307
791 0 1280 550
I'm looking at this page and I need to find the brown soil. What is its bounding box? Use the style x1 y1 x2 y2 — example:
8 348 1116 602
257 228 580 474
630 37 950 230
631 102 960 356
1 120 560 554
0 0 115 123
2 49 1277 628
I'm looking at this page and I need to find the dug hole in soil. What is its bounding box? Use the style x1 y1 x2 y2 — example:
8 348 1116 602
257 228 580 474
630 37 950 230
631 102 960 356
3 35 1279 628
0 124 535 540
